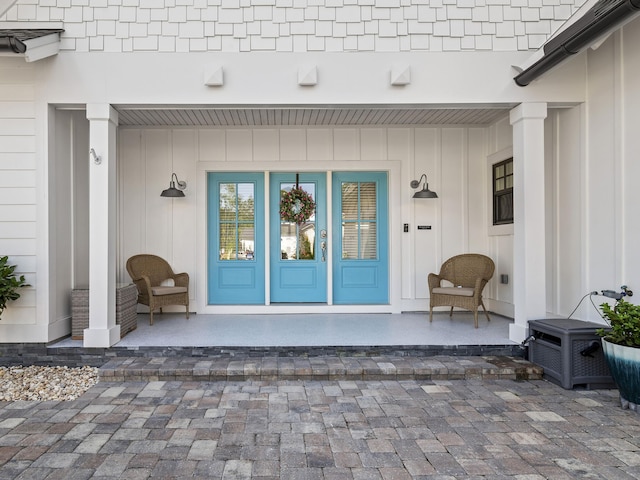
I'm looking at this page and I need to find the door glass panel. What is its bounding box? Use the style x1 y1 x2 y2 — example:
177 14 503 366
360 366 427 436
279 182 316 260
360 224 377 259
506 175 513 189
359 182 376 220
341 181 377 260
219 182 255 260
341 223 358 259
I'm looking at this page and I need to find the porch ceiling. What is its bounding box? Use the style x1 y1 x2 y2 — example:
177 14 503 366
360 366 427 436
114 105 514 127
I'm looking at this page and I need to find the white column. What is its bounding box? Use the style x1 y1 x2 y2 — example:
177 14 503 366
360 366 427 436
84 104 120 347
509 102 548 343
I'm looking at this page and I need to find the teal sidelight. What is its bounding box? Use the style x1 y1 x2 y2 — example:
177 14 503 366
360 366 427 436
332 172 389 304
208 172 265 304
270 173 327 303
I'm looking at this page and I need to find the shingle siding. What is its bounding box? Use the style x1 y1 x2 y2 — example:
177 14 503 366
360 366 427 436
1 0 586 52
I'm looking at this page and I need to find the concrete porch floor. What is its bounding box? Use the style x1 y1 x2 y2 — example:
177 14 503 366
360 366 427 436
52 311 517 349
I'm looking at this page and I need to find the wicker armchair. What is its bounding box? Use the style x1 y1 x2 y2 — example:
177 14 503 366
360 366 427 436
126 254 190 325
428 254 495 328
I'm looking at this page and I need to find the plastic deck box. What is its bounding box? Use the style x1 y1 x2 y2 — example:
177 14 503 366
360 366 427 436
528 318 615 390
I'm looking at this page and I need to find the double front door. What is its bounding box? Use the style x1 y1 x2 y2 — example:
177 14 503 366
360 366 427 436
208 171 388 305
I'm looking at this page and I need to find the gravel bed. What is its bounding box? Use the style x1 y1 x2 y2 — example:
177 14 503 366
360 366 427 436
0 365 99 402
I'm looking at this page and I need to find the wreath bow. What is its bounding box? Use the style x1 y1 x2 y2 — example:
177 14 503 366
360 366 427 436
280 187 316 224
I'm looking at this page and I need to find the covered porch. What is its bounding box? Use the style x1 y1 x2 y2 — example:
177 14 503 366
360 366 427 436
52 311 517 350
66 102 546 349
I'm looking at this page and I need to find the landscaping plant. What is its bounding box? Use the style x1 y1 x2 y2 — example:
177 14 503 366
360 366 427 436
0 255 29 316
597 298 640 347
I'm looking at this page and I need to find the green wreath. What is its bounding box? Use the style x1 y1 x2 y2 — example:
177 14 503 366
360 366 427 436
280 187 316 224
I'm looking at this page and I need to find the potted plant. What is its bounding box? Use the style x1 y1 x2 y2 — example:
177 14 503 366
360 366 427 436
597 298 640 411
0 255 29 317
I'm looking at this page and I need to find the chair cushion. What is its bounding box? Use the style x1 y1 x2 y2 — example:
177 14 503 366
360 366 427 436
432 287 474 297
151 286 188 296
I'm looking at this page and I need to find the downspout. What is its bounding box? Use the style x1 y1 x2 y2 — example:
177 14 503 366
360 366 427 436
515 0 640 86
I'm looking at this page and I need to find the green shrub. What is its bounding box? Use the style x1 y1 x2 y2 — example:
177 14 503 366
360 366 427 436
0 256 29 316
597 299 640 347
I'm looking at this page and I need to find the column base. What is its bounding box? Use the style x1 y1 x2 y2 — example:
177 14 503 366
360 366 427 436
509 322 529 344
83 326 120 348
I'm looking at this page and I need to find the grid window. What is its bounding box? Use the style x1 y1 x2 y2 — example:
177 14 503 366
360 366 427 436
219 183 255 260
493 158 513 225
341 181 377 260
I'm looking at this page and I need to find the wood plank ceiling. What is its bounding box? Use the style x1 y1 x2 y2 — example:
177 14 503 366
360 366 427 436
115 106 513 127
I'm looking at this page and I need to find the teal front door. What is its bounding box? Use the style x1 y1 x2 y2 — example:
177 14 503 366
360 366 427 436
270 173 327 303
208 171 388 306
208 172 265 304
332 172 389 304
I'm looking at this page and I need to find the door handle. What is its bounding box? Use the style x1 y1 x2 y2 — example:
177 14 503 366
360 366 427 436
321 241 326 262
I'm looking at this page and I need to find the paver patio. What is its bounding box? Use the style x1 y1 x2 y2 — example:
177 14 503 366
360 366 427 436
0 357 638 479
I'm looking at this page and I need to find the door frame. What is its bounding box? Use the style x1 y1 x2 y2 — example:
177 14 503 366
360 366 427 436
196 161 402 314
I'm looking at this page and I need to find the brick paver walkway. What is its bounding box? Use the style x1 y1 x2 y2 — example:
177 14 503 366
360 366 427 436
0 357 639 479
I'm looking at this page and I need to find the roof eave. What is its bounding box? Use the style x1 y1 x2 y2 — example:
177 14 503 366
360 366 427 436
22 32 61 62
0 27 63 62
513 0 640 86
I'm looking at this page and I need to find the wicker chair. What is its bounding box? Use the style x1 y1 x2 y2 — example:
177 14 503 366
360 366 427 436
428 254 495 328
126 254 189 325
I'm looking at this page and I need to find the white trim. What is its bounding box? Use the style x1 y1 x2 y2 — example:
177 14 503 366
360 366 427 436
0 21 63 29
23 34 61 62
196 161 401 314
325 170 333 306
264 171 271 306
203 304 397 314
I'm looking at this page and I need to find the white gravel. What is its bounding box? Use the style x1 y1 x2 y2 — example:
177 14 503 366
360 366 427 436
0 365 99 402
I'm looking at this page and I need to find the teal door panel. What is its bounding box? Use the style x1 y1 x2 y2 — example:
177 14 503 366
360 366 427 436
217 267 256 288
278 266 318 289
340 265 379 287
270 173 327 303
332 172 389 304
208 172 265 304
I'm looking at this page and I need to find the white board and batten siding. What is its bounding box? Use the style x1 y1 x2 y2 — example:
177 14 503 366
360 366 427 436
117 124 499 313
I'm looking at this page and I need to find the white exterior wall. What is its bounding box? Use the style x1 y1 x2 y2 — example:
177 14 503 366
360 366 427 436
3 0 640 342
482 12 640 328
485 116 514 318
555 22 640 324
619 23 640 310
0 59 39 339
116 125 495 314
513 19 640 327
